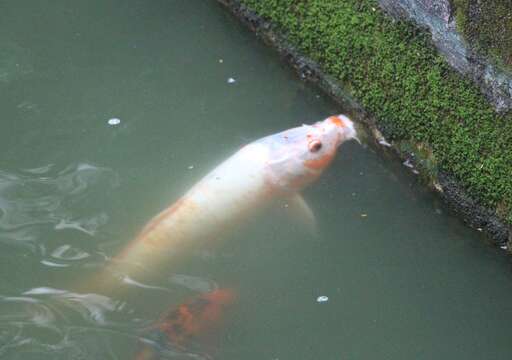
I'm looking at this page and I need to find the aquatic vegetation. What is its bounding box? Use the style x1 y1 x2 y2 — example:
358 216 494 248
240 0 512 225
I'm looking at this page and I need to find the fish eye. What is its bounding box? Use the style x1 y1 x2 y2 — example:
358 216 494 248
308 140 323 153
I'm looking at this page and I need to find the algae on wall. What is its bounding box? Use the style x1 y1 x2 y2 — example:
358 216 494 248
453 0 512 70
239 0 512 226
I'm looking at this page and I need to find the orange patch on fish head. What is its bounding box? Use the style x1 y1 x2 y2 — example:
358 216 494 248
328 115 346 128
303 129 336 172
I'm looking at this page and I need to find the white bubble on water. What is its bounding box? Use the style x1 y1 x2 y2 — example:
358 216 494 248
316 295 329 303
107 118 121 125
227 77 236 84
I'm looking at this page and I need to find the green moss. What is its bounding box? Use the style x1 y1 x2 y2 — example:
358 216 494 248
453 0 512 70
240 0 512 224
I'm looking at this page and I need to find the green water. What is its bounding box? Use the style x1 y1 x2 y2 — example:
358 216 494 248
1 0 512 359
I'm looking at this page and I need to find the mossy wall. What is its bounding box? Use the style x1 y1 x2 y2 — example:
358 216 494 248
239 0 512 225
453 0 512 70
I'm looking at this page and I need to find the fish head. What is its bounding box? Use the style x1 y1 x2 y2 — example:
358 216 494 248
135 289 237 360
265 114 358 191
158 290 236 338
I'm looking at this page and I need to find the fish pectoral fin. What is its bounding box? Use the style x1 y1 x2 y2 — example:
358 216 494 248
282 193 318 237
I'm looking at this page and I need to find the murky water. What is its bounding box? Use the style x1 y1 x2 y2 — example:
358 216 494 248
1 0 512 359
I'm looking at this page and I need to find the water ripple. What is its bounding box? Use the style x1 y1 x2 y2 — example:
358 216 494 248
21 287 120 326
0 162 118 246
0 290 141 360
51 244 90 261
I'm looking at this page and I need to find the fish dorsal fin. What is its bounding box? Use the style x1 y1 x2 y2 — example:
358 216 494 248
282 193 317 236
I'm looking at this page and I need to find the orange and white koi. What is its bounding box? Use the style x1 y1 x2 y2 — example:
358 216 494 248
110 115 358 281
135 289 236 360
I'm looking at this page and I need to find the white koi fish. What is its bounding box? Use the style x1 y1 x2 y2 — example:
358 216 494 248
105 115 358 284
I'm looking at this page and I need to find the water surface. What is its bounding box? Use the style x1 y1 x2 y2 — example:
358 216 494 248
1 1 512 359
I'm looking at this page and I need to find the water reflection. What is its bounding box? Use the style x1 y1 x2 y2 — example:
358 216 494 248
0 288 137 359
0 163 118 246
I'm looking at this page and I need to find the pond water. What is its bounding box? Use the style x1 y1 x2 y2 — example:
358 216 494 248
1 0 512 359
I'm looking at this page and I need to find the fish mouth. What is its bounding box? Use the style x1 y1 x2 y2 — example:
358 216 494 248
330 114 361 144
351 121 365 145
352 129 362 145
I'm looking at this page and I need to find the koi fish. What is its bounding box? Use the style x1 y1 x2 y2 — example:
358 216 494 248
104 115 358 284
135 289 236 360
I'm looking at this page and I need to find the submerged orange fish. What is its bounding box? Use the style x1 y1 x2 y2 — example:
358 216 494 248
136 289 236 360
